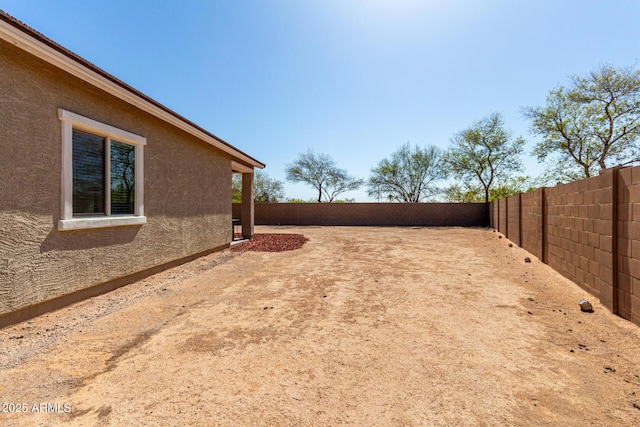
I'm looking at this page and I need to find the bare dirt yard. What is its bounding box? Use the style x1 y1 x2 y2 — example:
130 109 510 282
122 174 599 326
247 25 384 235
1 226 640 426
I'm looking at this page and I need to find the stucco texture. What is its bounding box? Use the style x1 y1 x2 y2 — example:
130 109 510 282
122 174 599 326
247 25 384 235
0 39 233 316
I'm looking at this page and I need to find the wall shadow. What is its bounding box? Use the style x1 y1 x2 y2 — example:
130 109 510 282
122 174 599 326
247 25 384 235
40 223 142 252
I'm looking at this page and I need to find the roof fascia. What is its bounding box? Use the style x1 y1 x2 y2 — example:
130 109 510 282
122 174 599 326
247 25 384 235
231 161 254 174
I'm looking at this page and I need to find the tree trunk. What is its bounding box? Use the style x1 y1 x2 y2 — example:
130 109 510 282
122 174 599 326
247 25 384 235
598 158 607 170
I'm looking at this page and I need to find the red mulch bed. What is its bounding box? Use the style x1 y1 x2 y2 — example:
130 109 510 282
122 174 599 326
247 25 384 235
231 233 309 252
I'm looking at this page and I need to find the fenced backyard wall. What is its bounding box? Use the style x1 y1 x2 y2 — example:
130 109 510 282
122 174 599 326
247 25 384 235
490 166 640 326
233 203 489 227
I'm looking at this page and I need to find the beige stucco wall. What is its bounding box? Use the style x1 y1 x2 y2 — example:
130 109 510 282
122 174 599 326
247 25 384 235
0 39 233 317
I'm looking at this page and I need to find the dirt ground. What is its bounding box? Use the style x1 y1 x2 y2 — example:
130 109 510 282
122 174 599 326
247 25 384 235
1 226 640 426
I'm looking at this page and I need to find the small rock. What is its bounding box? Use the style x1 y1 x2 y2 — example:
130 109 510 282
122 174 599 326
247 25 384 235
524 257 531 263
579 299 594 313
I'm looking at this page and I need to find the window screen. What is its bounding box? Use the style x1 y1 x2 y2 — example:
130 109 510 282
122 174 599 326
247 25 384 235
110 140 135 215
73 130 105 215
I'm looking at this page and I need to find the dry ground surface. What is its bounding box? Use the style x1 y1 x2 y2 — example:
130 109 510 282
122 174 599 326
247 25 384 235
1 226 640 426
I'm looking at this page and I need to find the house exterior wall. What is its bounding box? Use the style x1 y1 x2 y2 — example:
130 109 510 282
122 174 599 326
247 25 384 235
0 39 233 322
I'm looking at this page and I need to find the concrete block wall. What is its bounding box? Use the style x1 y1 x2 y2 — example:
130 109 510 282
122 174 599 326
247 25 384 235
520 189 543 261
545 171 614 306
491 166 640 326
506 194 521 246
498 199 508 235
617 167 640 325
234 203 489 227
490 201 499 229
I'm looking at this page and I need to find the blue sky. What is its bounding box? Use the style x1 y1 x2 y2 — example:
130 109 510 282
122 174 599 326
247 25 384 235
2 0 639 201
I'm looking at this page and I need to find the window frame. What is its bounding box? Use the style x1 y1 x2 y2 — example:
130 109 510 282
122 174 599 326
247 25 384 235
58 109 146 231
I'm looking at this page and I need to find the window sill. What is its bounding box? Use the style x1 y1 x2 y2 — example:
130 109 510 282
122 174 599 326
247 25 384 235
57 216 147 231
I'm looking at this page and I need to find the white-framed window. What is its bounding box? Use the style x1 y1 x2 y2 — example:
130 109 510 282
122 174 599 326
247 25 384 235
58 109 146 231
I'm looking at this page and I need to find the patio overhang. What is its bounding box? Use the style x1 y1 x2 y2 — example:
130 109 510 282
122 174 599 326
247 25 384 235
231 161 255 240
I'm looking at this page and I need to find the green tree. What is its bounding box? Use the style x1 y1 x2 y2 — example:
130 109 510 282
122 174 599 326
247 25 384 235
443 112 525 203
441 183 485 203
285 150 363 202
367 143 444 202
523 64 640 181
442 176 532 202
232 171 285 203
